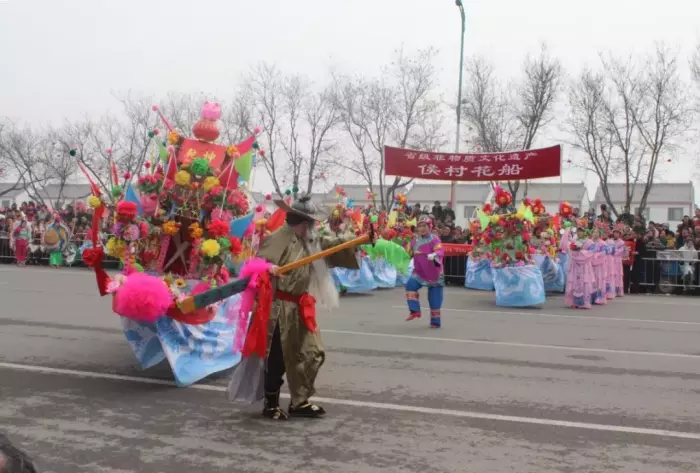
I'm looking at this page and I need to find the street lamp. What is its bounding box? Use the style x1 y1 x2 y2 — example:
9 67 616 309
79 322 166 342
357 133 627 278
449 0 466 210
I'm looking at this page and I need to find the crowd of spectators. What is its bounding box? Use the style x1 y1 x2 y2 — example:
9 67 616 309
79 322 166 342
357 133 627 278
407 201 469 244
0 201 113 264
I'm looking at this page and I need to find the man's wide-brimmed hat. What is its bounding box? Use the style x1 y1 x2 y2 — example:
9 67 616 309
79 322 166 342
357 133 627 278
274 195 329 222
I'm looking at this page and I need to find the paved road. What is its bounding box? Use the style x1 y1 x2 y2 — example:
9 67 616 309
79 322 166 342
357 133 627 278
1 266 700 472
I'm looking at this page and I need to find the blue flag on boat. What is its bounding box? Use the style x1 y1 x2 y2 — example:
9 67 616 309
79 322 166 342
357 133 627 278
229 212 254 238
124 184 143 215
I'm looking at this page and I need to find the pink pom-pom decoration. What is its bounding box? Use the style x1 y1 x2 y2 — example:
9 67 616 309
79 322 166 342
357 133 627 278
153 128 160 135
140 195 158 216
113 273 172 323
255 205 263 213
265 193 272 200
152 105 159 111
167 145 175 154
106 148 113 155
254 126 262 135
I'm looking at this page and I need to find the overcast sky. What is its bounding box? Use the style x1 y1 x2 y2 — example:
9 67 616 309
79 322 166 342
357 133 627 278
1 0 699 199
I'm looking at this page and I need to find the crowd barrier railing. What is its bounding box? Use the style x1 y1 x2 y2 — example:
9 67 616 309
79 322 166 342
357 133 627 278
637 249 700 294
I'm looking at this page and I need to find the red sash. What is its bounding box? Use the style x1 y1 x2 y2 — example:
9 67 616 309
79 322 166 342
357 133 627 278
275 290 318 333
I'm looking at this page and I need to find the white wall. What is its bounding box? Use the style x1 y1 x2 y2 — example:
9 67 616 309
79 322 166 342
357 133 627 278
614 202 694 229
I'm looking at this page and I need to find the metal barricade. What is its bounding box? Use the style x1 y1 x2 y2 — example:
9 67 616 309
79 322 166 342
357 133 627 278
639 250 700 294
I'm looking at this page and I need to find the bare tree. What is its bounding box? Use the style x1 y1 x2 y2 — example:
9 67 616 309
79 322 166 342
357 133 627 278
566 47 691 217
244 64 340 196
692 42 700 87
333 47 446 210
462 45 562 201
0 123 52 204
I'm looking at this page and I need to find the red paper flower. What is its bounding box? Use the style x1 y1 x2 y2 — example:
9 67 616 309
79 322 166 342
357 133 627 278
116 201 138 222
208 219 230 238
229 236 242 255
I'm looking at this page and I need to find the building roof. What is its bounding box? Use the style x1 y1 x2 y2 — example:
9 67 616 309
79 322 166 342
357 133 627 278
593 183 694 205
38 184 92 200
406 183 490 205
0 182 24 198
522 182 588 204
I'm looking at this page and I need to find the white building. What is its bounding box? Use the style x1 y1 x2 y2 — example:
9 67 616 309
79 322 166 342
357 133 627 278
521 182 591 215
0 183 25 208
37 184 92 208
406 183 491 227
592 182 696 228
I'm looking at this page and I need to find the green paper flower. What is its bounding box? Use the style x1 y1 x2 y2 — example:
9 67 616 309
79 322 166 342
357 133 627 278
190 158 211 176
69 149 77 157
217 236 231 250
112 185 123 197
285 189 291 196
148 131 155 138
292 186 299 193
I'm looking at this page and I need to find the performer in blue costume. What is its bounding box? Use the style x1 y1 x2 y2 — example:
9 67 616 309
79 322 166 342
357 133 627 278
405 217 445 328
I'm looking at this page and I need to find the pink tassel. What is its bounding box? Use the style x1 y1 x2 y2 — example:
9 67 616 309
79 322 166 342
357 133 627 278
233 258 271 352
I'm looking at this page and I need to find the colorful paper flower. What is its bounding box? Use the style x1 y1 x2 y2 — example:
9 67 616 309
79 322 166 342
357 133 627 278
200 239 221 258
175 170 191 186
168 130 180 145
162 221 180 236
88 195 102 209
207 219 229 238
188 222 204 239
116 201 138 222
203 176 220 192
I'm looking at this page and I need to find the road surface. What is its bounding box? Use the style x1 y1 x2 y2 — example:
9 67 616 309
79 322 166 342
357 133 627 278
1 265 700 472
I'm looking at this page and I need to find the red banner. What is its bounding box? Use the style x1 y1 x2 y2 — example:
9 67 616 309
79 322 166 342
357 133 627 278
383 145 561 181
177 139 228 170
442 244 472 256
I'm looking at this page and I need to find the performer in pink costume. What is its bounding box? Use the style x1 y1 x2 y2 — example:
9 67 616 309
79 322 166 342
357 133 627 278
565 227 595 309
604 238 616 301
585 229 607 305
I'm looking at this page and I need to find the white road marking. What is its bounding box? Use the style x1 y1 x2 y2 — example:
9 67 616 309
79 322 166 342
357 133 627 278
1 361 699 440
322 329 700 359
390 305 700 327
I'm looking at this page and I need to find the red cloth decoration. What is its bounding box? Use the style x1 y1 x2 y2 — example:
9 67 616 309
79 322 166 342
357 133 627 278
242 271 273 358
265 208 287 232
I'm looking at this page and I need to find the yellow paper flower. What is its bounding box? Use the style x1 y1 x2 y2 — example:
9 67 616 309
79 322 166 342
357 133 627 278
105 237 117 255
87 195 102 209
174 278 187 288
162 221 180 236
168 130 180 145
175 170 191 186
200 239 221 258
203 176 220 192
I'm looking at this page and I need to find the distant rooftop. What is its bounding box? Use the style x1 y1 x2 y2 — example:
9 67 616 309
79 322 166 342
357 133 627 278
593 183 694 204
523 182 588 203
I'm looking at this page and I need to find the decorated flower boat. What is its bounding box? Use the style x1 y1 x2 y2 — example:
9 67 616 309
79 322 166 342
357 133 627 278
81 101 266 386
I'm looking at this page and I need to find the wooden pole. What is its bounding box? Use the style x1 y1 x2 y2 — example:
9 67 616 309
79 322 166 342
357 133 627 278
179 233 371 313
278 233 370 275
